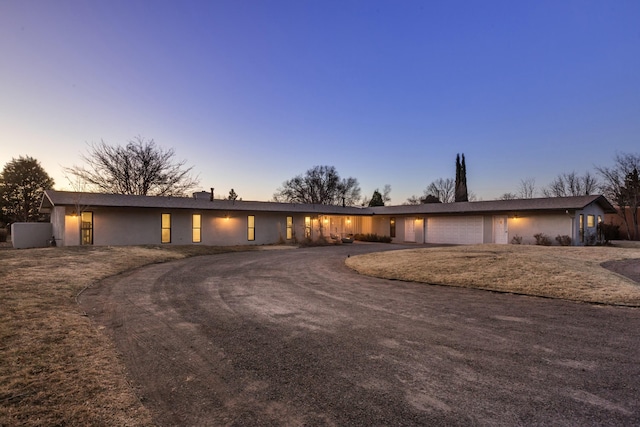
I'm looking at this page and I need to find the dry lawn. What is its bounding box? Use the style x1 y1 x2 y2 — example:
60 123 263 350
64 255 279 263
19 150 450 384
0 245 254 427
346 244 640 306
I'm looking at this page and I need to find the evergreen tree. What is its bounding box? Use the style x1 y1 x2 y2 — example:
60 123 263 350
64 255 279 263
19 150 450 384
421 194 442 203
228 188 238 201
368 189 384 206
455 153 468 202
0 156 54 223
622 168 639 239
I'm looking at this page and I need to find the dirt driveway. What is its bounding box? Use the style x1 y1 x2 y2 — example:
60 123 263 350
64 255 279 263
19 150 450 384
79 243 640 426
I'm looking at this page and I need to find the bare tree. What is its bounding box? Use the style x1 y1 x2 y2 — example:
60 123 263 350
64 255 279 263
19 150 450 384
500 192 517 200
597 153 640 240
542 172 599 197
426 178 455 203
518 178 536 199
404 195 421 205
64 137 199 196
273 165 361 206
382 184 392 204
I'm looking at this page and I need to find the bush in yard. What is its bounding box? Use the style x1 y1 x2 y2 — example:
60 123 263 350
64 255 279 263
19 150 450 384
510 235 522 244
598 222 620 244
354 233 392 243
299 236 336 247
555 235 572 246
0 227 6 243
534 233 552 246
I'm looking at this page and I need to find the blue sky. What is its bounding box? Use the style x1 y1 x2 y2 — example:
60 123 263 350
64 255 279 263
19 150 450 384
1 0 638 204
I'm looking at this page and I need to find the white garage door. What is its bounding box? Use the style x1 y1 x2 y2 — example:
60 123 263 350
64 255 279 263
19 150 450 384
426 216 484 244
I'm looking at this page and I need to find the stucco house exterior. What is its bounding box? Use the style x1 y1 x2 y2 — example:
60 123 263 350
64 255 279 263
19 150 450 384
38 190 614 248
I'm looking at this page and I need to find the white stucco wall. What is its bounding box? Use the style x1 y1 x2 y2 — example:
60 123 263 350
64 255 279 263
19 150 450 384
53 207 314 246
507 214 573 245
50 206 66 245
574 203 605 245
46 199 609 247
11 222 53 249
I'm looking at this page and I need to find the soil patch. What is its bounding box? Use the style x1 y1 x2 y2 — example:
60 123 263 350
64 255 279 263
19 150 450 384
0 245 254 426
78 244 640 426
602 259 640 283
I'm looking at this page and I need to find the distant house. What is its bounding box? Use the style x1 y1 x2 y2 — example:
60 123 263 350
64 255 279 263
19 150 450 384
37 190 615 248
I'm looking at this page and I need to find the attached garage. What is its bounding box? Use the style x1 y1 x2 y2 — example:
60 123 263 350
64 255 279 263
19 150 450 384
426 216 484 244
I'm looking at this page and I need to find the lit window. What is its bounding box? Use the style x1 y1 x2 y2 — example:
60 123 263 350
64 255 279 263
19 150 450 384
587 215 595 228
248 215 255 241
286 216 293 240
162 213 171 243
390 217 396 238
304 216 311 238
81 211 93 245
579 214 584 243
192 214 201 243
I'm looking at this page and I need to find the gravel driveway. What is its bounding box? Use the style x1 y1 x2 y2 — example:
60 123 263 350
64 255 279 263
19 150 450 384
79 243 640 426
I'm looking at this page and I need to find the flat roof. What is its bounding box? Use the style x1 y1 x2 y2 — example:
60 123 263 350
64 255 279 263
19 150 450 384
41 190 616 216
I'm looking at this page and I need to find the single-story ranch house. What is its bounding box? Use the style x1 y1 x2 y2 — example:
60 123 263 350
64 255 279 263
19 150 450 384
30 190 615 248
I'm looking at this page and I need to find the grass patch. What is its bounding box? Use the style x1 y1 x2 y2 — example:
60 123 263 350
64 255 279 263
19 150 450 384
0 245 254 426
345 244 640 306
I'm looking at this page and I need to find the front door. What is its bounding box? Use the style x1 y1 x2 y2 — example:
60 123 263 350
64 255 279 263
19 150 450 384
405 218 415 242
493 216 508 244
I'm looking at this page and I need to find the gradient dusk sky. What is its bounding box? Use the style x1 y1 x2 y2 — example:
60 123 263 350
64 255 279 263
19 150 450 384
1 0 639 204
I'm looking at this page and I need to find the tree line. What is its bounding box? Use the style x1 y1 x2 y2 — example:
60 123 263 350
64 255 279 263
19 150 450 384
1 138 639 240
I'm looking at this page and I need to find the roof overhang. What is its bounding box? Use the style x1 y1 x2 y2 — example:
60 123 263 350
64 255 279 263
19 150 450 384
40 190 618 216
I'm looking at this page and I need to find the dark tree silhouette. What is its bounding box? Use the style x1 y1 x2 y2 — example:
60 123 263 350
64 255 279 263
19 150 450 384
455 153 468 202
64 136 199 196
542 172 599 197
422 194 442 203
597 153 640 240
0 156 54 223
426 178 455 203
368 189 385 206
273 165 361 206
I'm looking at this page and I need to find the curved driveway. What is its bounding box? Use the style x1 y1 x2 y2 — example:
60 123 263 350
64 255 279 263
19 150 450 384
80 243 640 426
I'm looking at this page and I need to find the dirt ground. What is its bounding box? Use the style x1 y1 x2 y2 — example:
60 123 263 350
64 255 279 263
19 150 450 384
79 243 640 426
602 258 640 283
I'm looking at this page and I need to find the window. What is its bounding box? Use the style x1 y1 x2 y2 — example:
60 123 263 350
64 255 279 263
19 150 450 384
248 215 255 241
192 214 201 243
304 216 311 238
390 217 396 238
286 216 293 240
81 211 93 245
162 213 171 243
579 214 584 243
587 215 595 228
